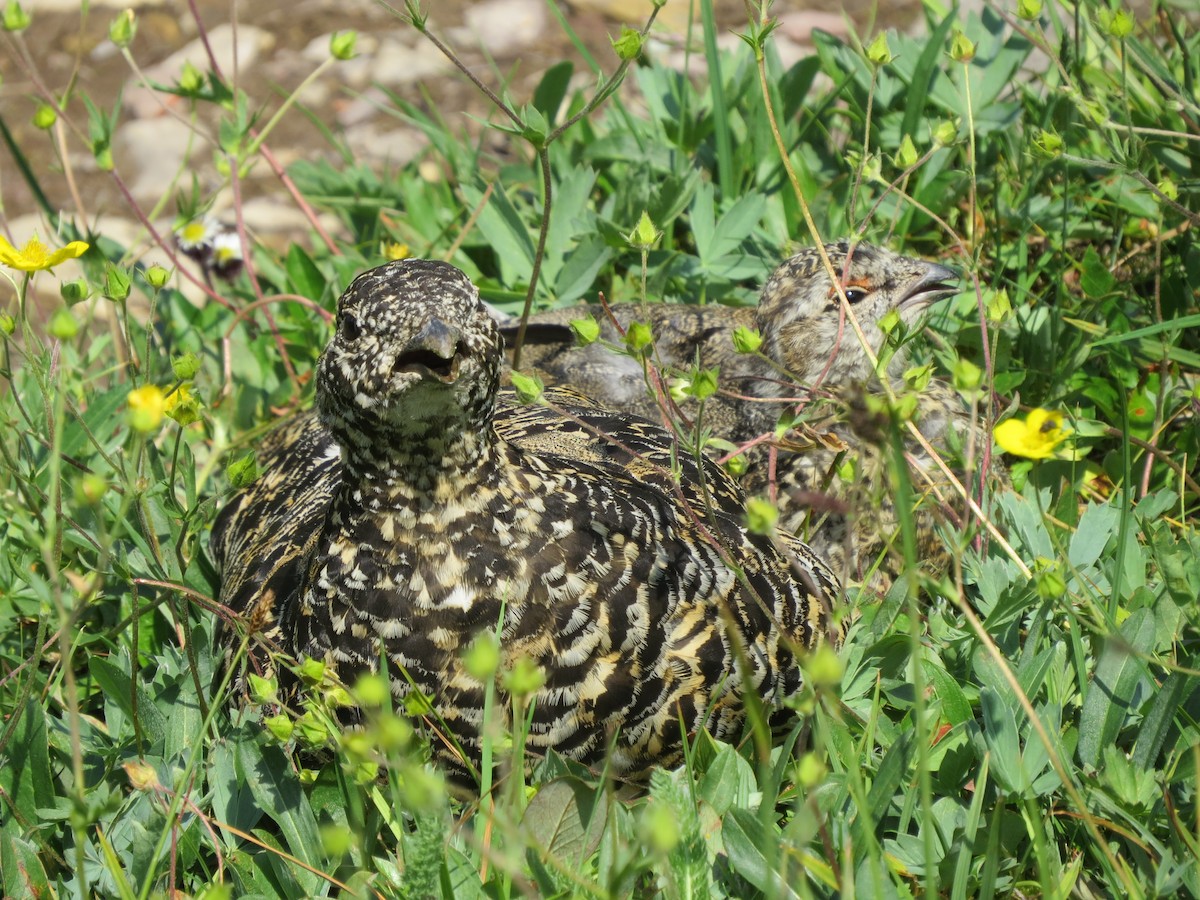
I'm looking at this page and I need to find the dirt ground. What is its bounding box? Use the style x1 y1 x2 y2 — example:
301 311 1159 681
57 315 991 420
0 0 927 244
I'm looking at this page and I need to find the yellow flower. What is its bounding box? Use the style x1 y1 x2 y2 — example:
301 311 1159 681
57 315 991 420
383 241 410 261
0 235 89 272
994 408 1072 459
127 385 166 433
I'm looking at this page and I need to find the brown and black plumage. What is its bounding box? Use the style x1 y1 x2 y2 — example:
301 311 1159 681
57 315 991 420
506 241 991 587
211 258 841 780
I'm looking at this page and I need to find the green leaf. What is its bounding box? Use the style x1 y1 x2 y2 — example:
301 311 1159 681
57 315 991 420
1079 246 1116 298
1077 608 1156 769
979 686 1023 794
531 60 573 124
923 660 972 726
722 808 800 899
1069 502 1119 569
696 742 755 815
1 819 51 899
90 656 168 749
1132 669 1200 769
285 244 326 300
237 737 323 895
0 699 54 827
464 180 536 286
523 776 608 864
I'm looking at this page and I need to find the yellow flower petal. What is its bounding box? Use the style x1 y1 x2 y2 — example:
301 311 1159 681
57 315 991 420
994 408 1071 460
0 235 89 272
127 385 167 433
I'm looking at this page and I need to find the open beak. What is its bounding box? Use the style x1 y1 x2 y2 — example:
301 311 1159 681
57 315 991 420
898 261 960 314
393 318 464 383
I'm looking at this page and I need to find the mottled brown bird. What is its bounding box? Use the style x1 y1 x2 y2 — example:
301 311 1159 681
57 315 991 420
506 241 990 587
211 258 841 781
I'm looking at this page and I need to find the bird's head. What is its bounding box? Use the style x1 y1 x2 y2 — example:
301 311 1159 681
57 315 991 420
755 241 959 387
316 259 502 446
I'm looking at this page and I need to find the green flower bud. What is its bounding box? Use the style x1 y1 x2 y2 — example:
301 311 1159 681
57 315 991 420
625 320 653 356
1031 127 1064 159
865 32 894 66
298 657 326 685
723 454 748 477
1033 556 1067 600
803 641 845 689
248 674 278 704
295 711 327 747
510 370 544 404
171 351 201 381
322 822 354 856
48 307 78 340
745 496 778 536
686 366 719 401
61 278 90 305
74 473 108 506
109 9 137 48
103 263 132 302
949 31 976 63
226 452 258 488
1017 0 1043 21
878 308 902 335
1157 178 1179 202
643 806 681 854
732 325 763 354
503 656 545 697
953 358 983 393
373 715 412 752
903 362 933 392
3 0 30 32
1099 8 1134 38
932 119 958 147
179 61 204 94
145 264 170 288
986 287 1012 323
570 316 601 346
330 29 358 60
164 384 201 426
463 633 501 680
894 133 919 169
795 752 828 788
641 803 680 853
611 25 643 61
0 313 14 335
353 672 391 708
94 144 114 172
32 104 57 130
627 210 661 249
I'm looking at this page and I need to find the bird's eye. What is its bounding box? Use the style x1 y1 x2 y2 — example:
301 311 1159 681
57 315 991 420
843 288 869 304
341 313 361 340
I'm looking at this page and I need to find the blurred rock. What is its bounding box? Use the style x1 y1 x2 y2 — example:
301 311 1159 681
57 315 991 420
457 0 548 56
114 116 205 203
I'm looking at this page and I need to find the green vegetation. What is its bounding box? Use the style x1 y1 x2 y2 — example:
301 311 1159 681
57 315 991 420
2 0 1199 895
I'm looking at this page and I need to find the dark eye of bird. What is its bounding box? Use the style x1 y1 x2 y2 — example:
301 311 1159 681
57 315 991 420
341 314 361 340
843 288 868 304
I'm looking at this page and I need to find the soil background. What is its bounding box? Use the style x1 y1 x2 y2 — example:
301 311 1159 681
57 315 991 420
1 0 935 280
